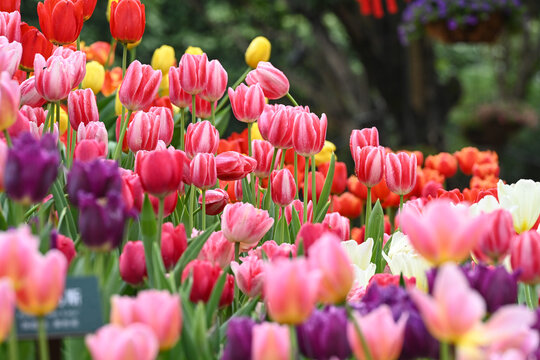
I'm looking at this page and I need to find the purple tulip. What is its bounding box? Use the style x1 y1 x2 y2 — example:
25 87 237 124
221 317 255 360
67 159 123 206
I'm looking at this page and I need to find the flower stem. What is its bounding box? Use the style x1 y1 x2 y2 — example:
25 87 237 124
289 324 297 360
440 341 450 360
113 109 132 162
525 284 538 309
3 129 12 147
54 101 60 133
179 107 185 150
211 102 216 126
365 187 371 241
38 317 49 360
303 156 309 223
187 186 195 234
247 123 253 157
311 155 317 208
191 95 196 124
8 322 18 360
201 190 206 230
280 152 285 169
121 43 127 78
286 92 299 107
398 194 404 232
157 197 165 248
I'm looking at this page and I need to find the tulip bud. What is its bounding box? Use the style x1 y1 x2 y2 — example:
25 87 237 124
231 255 264 298
178 53 208 95
109 0 145 44
349 127 379 155
38 0 84 45
222 318 255 360
19 77 46 108
119 241 147 286
385 152 417 195
257 240 297 261
252 323 290 360
425 152 458 179
184 120 220 158
246 62 289 100
200 59 227 102
0 226 39 289
190 153 217 190
322 212 350 241
198 188 229 215
126 111 161 153
151 45 176 75
68 88 99 129
258 104 295 149
148 106 174 146
198 231 235 268
284 199 313 225
119 61 162 111
473 209 514 264
189 95 214 119
292 110 327 157
245 36 271 68
252 140 279 179
0 37 21 77
168 66 193 108
0 11 20 42
181 259 234 307
295 223 332 256
215 151 256 181
82 61 106 94
354 145 385 188
185 46 203 55
149 191 178 218
271 169 296 207
221 202 274 252
161 223 187 271
228 83 265 123
135 148 184 197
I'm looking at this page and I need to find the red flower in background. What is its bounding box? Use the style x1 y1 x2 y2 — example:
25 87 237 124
19 23 54 72
37 0 84 45
356 0 409 18
0 0 19 12
109 0 145 44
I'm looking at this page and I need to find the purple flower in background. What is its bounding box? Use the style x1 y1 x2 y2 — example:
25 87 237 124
296 306 351 360
221 317 256 360
4 132 59 204
67 159 123 206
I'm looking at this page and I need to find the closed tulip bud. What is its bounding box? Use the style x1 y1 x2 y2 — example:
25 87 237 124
0 279 14 343
50 231 76 266
228 83 265 123
0 11 20 42
511 231 540 284
190 153 216 190
73 140 107 162
185 120 219 158
0 226 39 289
149 190 178 218
295 223 332 256
68 88 99 129
119 241 147 286
126 111 160 153
245 36 271 68
77 121 108 148
151 45 176 75
252 140 280 178
161 223 187 271
215 151 256 181
200 59 227 102
184 46 203 55
257 240 297 261
19 23 54 72
148 106 174 146
168 66 193 108
119 60 162 111
188 94 214 119
135 147 184 197
181 259 235 307
292 110 327 157
120 169 144 214
354 146 385 188
222 202 274 252
16 250 67 316
246 61 289 100
349 127 379 156
231 254 265 298
258 104 295 149
178 53 207 95
252 323 291 360
473 209 514 264
199 188 229 215
425 152 457 179
271 169 296 207
38 0 84 45
198 231 235 268
19 77 46 108
86 324 159 360
109 0 145 44
0 71 19 131
284 199 313 225
0 37 21 77
385 152 417 195
322 212 350 241
82 61 105 94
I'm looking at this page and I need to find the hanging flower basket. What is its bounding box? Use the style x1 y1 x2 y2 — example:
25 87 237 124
425 12 505 44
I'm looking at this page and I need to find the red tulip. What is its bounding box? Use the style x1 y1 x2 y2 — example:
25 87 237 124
146 106 174 146
292 110 327 157
252 140 280 179
68 88 99 128
75 121 108 162
73 140 107 162
0 0 19 12
149 191 178 217
228 83 265 123
198 231 234 269
385 152 417 195
246 61 289 100
119 241 146 286
0 11 20 42
295 222 332 256
454 147 479 176
51 232 76 266
473 209 514 265
215 151 256 181
126 111 161 153
354 145 385 188
181 259 234 307
178 53 207 95
200 59 227 102
37 0 84 45
81 0 97 20
188 95 215 120
109 0 145 44
190 153 217 190
349 127 379 155
19 23 54 72
135 148 184 197
319 161 347 194
258 104 295 149
184 120 219 159
119 60 162 111
120 169 144 214
161 223 187 271
333 192 363 219
510 230 540 284
271 169 296 207
198 188 229 215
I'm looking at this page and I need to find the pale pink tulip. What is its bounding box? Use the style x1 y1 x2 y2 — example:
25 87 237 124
86 324 159 360
231 254 264 298
0 226 39 288
0 36 21 77
252 322 291 360
198 231 235 268
221 202 274 252
126 111 161 153
354 145 385 188
0 11 21 42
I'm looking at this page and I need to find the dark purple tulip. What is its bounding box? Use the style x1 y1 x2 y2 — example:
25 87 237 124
78 192 129 250
67 159 123 206
221 317 255 360
4 132 59 204
296 306 351 360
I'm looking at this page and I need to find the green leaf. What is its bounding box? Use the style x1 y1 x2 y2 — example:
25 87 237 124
192 303 212 360
290 206 302 240
314 154 335 219
139 195 159 288
367 200 385 273
314 201 331 223
205 265 230 325
51 178 77 238
173 222 219 280
152 242 172 291
215 105 231 135
241 177 254 205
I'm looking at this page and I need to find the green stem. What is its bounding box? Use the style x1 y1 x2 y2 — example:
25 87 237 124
303 157 309 223
66 121 71 165
215 67 251 113
345 304 373 360
280 152 285 169
365 187 371 242
247 123 253 157
38 317 49 360
76 36 80 51
234 241 240 264
201 190 206 230
54 101 60 133
210 102 216 126
157 197 165 248
440 341 450 360
286 92 299 106
8 322 18 360
311 155 317 208
121 43 127 78
294 152 299 199
289 324 297 360
44 103 53 132
113 109 132 162
187 185 195 234
265 148 278 208
179 108 185 150
3 129 12 147
191 95 196 124
130 47 136 63
398 194 404 232
69 126 76 167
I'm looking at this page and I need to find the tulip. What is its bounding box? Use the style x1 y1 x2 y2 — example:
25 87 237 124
188 95 215 119
119 61 162 111
68 88 99 129
5 133 59 204
200 59 227 102
168 66 194 108
125 111 160 153
148 106 174 146
215 151 256 181
184 120 220 158
86 324 159 360
473 209 514 264
295 223 331 255
425 152 457 179
510 230 540 284
0 279 14 343
80 0 97 20
161 223 187 270
454 146 479 175
0 226 39 289
231 254 265 298
0 37 21 77
222 317 256 360
349 127 379 154
82 61 105 94
228 83 265 123
221 202 274 252
177 53 208 95
322 212 350 241
151 45 175 74
67 159 122 206
149 190 178 217
77 121 108 149
256 240 297 261
119 241 146 286
264 258 320 324
306 170 325 203
0 11 20 42
37 0 84 45
284 199 313 225
314 140 336 167
50 231 76 266
319 161 347 195
271 169 296 207
198 231 235 268
109 0 145 44
135 148 184 197
246 61 289 100
292 110 327 157
385 152 417 196
348 305 407 360
198 188 229 215
258 104 295 149
498 179 540 234
181 259 234 307
252 323 291 360
0 71 19 131
73 140 107 162
252 140 280 178
120 169 144 214
19 77 46 108
16 250 67 316
354 146 385 188
245 36 271 68
190 153 217 190
0 0 19 12
19 23 54 72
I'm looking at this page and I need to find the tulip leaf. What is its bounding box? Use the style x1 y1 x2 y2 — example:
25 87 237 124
290 206 302 240
215 105 231 136
314 202 331 224
51 178 77 238
173 222 219 280
152 242 172 291
140 195 159 288
205 265 230 325
314 154 335 219
367 200 385 273
193 303 213 360
241 177 255 205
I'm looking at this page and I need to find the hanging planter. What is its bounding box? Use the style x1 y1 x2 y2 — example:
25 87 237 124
425 12 505 44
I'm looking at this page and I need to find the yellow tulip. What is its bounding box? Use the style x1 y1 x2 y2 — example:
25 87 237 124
151 45 176 74
314 141 336 166
106 0 118 22
185 46 203 55
58 106 68 135
245 36 271 68
82 61 106 95
115 90 123 116
251 122 263 141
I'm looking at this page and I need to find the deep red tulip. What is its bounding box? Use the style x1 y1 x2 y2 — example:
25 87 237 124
0 0 19 12
354 146 385 188
292 110 327 157
109 0 145 44
228 83 265 123
190 153 217 190
161 223 187 271
215 151 256 181
149 191 178 217
37 0 84 45
184 120 219 159
245 61 289 100
181 259 234 307
385 152 417 195
178 53 207 95
135 148 184 198
19 23 54 72
271 169 296 207
0 10 20 42
119 241 147 286
119 60 162 111
51 232 76 266
349 127 379 155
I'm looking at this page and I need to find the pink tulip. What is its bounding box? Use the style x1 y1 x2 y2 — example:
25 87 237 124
74 140 107 162
231 254 265 298
135 147 184 197
252 139 280 178
256 240 296 261
252 322 291 360
264 257 320 324
411 263 486 343
126 111 161 153
16 249 67 316
271 169 296 207
349 127 379 155
77 121 108 146
347 305 407 360
198 188 229 215
400 199 488 265
9 105 46 138
292 110 327 157
354 145 385 188
308 232 354 304
198 231 234 268
178 53 207 95
118 60 162 111
385 152 417 196
200 59 227 102
67 88 99 129
221 202 274 252
161 222 187 271
168 65 192 107
0 279 14 343
0 71 19 131
51 47 86 88
510 230 540 284
258 104 295 149
228 83 265 123
246 61 289 100
86 324 159 360
0 140 7 191
0 226 39 289
19 77 46 108
184 120 219 159
284 199 313 225
215 151 256 181
322 212 350 241
34 53 78 102
188 94 215 119
0 36 21 77
473 208 515 265
0 11 21 42
148 106 174 146
190 153 217 190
